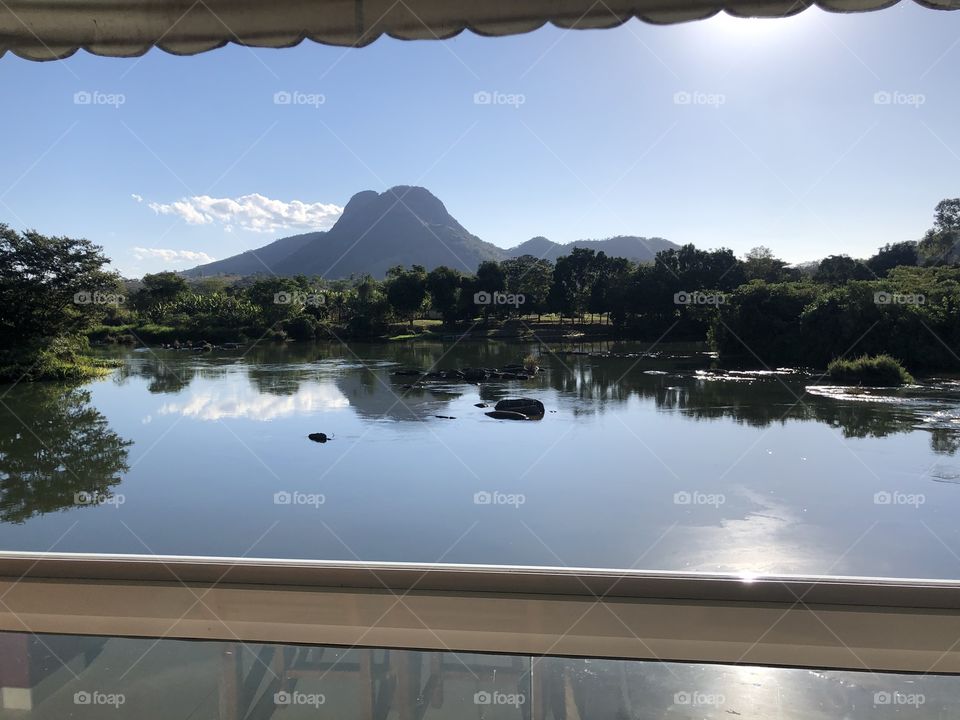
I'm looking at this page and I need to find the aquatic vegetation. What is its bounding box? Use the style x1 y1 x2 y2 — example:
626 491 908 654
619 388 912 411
825 355 914 386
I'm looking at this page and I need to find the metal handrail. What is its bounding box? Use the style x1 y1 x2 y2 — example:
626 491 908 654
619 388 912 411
2 551 960 674
5 550 960 602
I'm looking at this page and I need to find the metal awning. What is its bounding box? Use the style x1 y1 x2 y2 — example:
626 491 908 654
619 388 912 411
2 0 960 62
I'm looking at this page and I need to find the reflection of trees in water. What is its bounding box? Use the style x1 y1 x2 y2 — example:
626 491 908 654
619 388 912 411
931 430 960 456
248 368 303 396
547 356 958 454
114 356 195 394
108 342 960 454
0 386 131 523
115 355 232 394
336 371 464 422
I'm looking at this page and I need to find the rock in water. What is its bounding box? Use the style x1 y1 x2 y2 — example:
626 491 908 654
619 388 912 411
489 398 545 420
308 433 330 443
485 410 530 421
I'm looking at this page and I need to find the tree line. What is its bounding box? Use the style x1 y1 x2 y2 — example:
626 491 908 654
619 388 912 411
1 198 958 380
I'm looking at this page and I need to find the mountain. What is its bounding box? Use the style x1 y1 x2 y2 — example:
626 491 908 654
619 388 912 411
182 186 679 278
506 235 677 263
181 231 321 277
184 186 503 279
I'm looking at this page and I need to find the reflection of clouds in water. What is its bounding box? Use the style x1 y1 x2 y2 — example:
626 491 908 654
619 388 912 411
158 383 349 421
671 489 823 575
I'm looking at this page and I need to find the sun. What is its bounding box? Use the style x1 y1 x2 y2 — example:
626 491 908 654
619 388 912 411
699 8 816 45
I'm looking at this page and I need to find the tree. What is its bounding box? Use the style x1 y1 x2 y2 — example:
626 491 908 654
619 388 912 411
475 261 505 293
140 271 187 305
814 255 872 284
866 242 918 277
474 260 507 319
500 255 553 319
385 265 428 325
243 277 305 325
711 281 821 364
919 198 960 266
0 225 119 379
426 266 462 324
743 246 792 283
589 254 633 324
933 198 960 233
347 275 389 336
550 248 598 322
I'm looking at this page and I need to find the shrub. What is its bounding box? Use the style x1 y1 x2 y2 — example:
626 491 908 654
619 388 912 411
825 354 914 386
283 314 319 341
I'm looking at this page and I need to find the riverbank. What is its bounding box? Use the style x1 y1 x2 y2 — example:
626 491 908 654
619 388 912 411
0 346 122 383
87 315 692 349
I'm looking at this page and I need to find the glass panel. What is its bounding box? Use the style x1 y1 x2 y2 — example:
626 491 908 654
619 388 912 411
3 631 959 719
0 631 531 719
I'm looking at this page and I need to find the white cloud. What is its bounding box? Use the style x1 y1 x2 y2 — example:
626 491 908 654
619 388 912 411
131 193 143 203
132 247 216 264
145 193 343 233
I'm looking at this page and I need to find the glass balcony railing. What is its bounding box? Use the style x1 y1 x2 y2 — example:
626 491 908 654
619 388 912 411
2 550 960 718
2 632 959 719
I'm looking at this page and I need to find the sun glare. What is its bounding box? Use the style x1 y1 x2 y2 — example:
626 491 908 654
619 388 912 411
698 8 816 45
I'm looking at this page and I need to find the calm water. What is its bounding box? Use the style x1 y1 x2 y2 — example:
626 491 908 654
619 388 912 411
2 340 960 579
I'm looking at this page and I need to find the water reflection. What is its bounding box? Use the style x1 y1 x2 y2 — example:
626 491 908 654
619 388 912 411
158 383 349 421
105 341 960 455
0 385 131 523
2 341 960 573
99 340 960 465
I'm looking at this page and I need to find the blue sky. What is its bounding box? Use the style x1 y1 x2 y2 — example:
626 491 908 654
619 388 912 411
0 3 958 276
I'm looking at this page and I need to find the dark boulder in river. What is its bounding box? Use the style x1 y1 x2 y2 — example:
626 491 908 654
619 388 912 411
486 398 545 421
485 410 531 420
308 433 331 443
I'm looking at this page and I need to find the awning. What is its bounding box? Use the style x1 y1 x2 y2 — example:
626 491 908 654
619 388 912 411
2 0 959 61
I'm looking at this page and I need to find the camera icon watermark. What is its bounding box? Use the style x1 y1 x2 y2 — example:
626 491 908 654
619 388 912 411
873 90 925 108
74 290 125 306
74 491 125 508
274 290 325 306
273 90 326 108
274 691 326 708
473 690 526 707
874 291 925 306
473 90 526 108
674 291 725 306
273 490 325 508
474 490 526 508
673 691 725 707
874 690 925 707
73 90 126 108
473 290 525 308
874 490 925 508
673 90 726 108
73 690 125 707
673 490 725 508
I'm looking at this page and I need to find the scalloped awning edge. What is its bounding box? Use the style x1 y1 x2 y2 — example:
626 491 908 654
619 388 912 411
1 0 958 62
